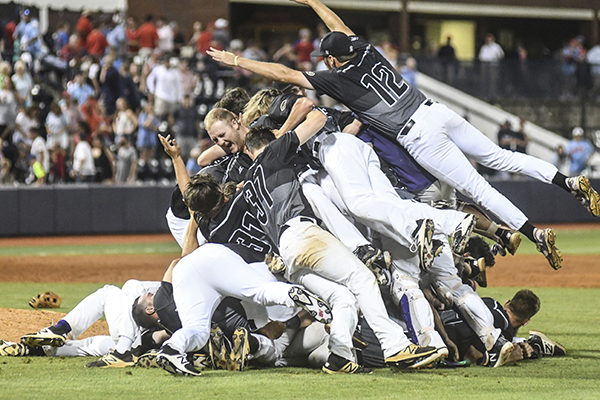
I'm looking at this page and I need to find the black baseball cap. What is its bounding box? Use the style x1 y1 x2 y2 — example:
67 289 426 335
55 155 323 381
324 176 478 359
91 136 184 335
310 31 354 58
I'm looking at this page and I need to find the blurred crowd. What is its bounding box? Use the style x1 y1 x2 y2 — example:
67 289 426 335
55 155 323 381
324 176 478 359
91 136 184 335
0 9 596 186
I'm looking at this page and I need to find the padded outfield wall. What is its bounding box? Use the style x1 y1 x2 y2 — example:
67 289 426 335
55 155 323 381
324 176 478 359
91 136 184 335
0 179 598 237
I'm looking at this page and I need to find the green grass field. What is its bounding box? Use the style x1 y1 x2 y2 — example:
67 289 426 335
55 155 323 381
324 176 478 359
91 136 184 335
1 228 599 400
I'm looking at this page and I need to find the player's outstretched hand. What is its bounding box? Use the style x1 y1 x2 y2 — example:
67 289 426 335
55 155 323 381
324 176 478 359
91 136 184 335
158 134 181 159
207 48 236 66
289 0 311 5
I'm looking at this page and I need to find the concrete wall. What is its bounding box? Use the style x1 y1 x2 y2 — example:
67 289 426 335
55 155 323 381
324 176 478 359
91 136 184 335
0 180 597 237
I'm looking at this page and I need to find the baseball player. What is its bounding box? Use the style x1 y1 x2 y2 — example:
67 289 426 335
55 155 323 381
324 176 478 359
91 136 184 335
3 280 160 366
207 0 600 271
240 124 439 372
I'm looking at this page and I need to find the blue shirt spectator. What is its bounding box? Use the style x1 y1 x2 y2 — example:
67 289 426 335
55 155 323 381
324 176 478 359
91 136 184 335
566 127 595 175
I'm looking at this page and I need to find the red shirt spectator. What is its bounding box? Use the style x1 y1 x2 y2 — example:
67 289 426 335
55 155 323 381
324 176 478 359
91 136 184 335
294 40 314 63
197 23 214 54
76 14 93 39
86 29 108 57
4 21 16 51
137 22 158 49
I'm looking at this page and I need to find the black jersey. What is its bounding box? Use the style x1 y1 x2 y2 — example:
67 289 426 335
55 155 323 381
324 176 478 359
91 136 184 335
439 297 515 359
195 189 273 263
169 152 253 220
243 131 316 248
303 36 425 140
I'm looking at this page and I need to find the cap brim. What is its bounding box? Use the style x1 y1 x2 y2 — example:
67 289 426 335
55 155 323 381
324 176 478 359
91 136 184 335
310 49 326 57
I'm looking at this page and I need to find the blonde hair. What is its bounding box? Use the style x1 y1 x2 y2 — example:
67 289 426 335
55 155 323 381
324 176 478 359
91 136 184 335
241 88 281 127
204 107 236 133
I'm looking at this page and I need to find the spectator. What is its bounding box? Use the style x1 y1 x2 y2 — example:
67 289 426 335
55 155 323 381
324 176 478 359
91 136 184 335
125 17 139 55
12 60 34 108
188 21 202 52
15 9 43 59
147 56 181 119
172 22 185 56
212 18 230 50
566 127 595 176
196 22 214 55
137 14 159 53
118 63 141 112
29 126 49 177
497 120 528 154
67 72 95 106
86 20 109 58
47 143 66 183
14 105 39 146
99 55 122 116
71 133 96 182
45 101 69 151
2 18 17 60
112 97 137 145
61 93 86 136
26 154 45 185
0 76 19 142
552 145 568 175
294 28 314 71
178 58 197 99
561 38 586 98
76 10 94 43
91 135 115 183
106 14 127 58
52 23 70 55
401 57 418 88
586 42 600 95
115 136 137 183
136 101 159 161
186 146 202 176
156 17 174 54
438 36 458 84
170 94 198 161
60 34 83 61
0 62 12 90
478 33 504 100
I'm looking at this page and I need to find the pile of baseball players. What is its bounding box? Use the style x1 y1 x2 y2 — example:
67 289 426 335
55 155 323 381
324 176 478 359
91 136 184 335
1 0 592 375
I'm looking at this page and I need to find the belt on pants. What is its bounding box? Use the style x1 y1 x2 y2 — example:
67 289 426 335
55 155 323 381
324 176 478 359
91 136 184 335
279 216 316 238
398 98 434 137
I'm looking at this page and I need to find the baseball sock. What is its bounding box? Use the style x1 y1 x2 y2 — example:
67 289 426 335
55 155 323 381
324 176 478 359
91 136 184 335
551 172 570 192
51 320 72 335
494 227 512 244
518 221 536 243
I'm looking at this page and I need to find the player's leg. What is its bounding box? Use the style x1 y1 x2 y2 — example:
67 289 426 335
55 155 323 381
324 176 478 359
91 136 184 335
52 336 115 357
382 236 447 352
428 240 513 367
279 220 436 367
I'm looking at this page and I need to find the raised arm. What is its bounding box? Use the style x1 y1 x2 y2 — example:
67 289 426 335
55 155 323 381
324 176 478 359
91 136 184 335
295 108 327 145
290 0 354 36
159 134 189 194
275 97 315 138
197 144 227 167
207 48 314 90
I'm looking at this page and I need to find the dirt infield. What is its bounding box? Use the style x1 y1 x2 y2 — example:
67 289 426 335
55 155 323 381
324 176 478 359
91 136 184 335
1 230 599 344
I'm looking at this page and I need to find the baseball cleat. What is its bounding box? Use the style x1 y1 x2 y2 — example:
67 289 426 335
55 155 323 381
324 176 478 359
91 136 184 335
491 243 507 257
156 345 202 376
228 327 250 372
474 257 488 288
265 251 286 274
568 176 600 217
485 336 514 368
191 352 212 370
451 214 477 255
412 219 436 271
384 344 437 368
209 323 230 370
322 353 372 374
1 339 31 356
499 230 521 255
289 286 332 324
354 245 391 285
534 228 562 270
409 346 449 369
528 330 566 357
85 349 136 368
21 327 67 348
136 349 160 368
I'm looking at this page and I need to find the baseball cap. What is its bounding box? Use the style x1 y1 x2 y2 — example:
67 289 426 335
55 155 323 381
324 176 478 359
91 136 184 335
310 31 354 58
572 127 584 136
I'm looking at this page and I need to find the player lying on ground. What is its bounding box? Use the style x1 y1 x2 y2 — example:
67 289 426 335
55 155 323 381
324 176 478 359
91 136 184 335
207 0 600 271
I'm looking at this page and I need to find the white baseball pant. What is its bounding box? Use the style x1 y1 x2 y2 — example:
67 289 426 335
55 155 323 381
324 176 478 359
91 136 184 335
163 243 300 354
397 101 558 230
279 217 412 359
318 132 469 248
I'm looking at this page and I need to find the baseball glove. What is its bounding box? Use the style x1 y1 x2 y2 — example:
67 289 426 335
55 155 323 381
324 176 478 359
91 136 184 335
29 292 62 309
